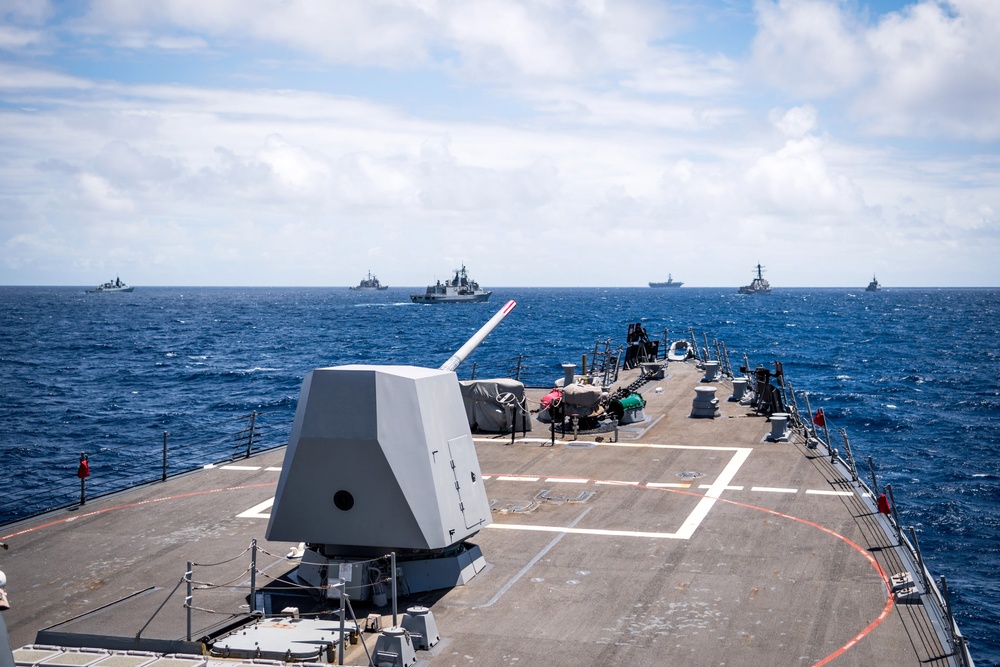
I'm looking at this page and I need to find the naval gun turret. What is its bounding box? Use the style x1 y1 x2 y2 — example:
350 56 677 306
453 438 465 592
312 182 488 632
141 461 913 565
265 300 516 601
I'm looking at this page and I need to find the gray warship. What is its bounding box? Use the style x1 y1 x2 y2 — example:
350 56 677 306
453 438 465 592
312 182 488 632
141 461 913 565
349 272 388 291
86 276 134 293
739 263 772 295
0 301 975 666
648 274 683 288
410 265 491 303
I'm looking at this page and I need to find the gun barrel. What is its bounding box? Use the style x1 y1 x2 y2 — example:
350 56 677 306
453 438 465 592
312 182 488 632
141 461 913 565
439 299 517 372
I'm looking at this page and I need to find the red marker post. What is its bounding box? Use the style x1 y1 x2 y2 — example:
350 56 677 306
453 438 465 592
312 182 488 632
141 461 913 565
77 452 90 505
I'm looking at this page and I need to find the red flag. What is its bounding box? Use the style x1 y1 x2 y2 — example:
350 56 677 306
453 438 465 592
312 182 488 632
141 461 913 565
77 459 90 479
813 408 826 427
877 493 891 515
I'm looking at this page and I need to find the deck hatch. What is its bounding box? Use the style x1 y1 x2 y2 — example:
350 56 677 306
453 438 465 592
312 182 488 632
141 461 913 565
534 490 596 504
489 499 538 513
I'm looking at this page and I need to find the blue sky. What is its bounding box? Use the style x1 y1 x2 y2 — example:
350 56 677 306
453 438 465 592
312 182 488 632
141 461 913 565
1 0 998 287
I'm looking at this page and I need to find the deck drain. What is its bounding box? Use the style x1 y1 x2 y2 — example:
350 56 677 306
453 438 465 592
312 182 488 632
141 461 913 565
676 471 706 480
534 490 596 504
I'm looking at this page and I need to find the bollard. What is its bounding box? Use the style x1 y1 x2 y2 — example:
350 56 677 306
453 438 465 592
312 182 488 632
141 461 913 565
401 606 440 650
690 386 720 418
767 413 789 441
561 363 576 387
730 377 748 402
702 360 720 382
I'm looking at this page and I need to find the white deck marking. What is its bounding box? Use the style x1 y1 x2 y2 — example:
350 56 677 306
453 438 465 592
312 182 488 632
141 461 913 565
265 467 282 472
697 484 743 491
645 482 691 489
806 489 853 496
675 446 752 539
496 476 539 482
221 465 261 471
545 477 590 484
237 497 274 519
490 445 753 541
751 486 798 493
488 524 683 539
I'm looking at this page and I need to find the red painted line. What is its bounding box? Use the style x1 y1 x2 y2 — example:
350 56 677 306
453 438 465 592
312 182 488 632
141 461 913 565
1 482 278 541
486 472 894 666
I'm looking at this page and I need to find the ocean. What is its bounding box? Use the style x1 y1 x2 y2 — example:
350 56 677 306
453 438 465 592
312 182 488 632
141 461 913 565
1 285 997 664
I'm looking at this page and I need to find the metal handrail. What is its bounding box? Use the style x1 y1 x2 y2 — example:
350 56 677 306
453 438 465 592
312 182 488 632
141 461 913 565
0 411 290 528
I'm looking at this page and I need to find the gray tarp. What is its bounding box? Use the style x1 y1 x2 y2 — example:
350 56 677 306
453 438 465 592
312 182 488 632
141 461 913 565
561 383 602 408
459 378 532 433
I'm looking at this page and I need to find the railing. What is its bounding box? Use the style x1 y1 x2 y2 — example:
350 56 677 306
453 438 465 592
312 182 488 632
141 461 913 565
777 374 975 667
0 411 290 528
681 342 972 667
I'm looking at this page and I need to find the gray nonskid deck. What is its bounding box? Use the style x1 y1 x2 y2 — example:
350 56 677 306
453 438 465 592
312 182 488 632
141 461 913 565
2 359 954 665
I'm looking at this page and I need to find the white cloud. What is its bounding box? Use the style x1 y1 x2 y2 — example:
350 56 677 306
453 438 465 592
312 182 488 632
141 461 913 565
0 1 997 286
745 127 867 215
750 0 868 96
0 62 92 90
0 24 46 49
772 105 817 138
76 172 134 211
749 0 1000 140
858 0 1000 138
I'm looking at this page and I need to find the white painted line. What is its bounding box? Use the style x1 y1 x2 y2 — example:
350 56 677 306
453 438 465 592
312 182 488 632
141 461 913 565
599 441 746 452
751 486 798 494
496 476 540 482
221 465 261 471
697 484 744 491
487 523 681 540
646 482 691 488
482 475 493 480
238 497 274 519
545 477 590 484
806 489 853 496
596 480 639 486
473 437 562 444
675 447 752 539
265 467 282 472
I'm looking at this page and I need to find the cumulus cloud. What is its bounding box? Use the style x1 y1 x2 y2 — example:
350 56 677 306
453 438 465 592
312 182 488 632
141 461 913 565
746 109 866 215
73 0 672 84
771 105 817 138
0 0 997 286
416 135 558 210
750 0 1000 140
858 0 1000 138
750 0 868 96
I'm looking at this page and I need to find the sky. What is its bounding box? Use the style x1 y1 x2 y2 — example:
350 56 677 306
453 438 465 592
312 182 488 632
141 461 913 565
1 0 998 288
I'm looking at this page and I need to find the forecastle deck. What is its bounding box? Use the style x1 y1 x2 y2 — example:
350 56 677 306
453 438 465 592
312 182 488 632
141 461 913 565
1 357 964 666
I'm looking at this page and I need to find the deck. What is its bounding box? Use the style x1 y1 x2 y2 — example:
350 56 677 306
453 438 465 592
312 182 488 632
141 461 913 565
1 359 955 666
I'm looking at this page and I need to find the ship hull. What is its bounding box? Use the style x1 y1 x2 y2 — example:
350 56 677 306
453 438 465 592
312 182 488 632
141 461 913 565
410 292 491 303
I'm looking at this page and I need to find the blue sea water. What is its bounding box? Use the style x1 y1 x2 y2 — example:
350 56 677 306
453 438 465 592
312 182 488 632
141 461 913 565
1 285 998 664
